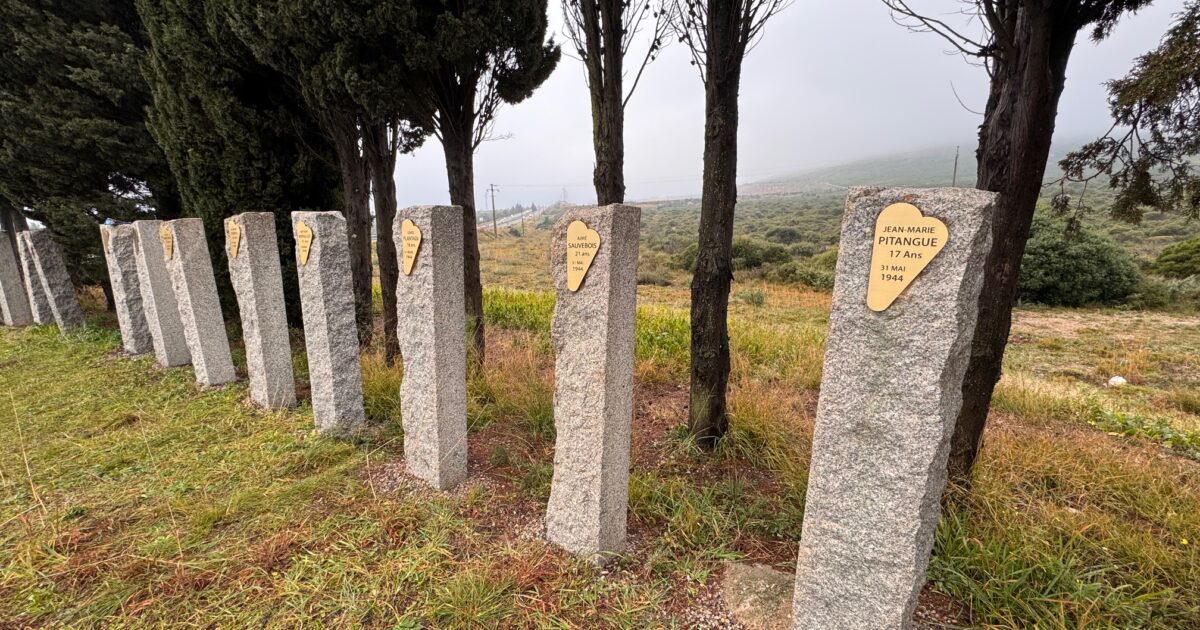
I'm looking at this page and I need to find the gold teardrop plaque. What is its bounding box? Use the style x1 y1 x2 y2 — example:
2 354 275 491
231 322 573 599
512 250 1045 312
296 221 313 266
565 219 600 292
227 222 241 259
100 228 110 252
160 224 174 261
400 218 421 275
866 203 948 312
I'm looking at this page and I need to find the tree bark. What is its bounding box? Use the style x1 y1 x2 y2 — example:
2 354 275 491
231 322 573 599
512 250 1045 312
365 122 401 365
441 126 485 369
582 0 626 205
330 116 375 347
948 10 1077 481
688 7 744 448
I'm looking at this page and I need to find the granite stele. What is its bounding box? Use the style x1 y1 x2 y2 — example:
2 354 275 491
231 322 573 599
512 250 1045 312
544 204 640 560
25 229 86 333
791 187 997 630
0 232 32 326
393 205 468 491
226 212 296 409
16 231 53 325
132 220 191 368
164 218 236 387
293 211 366 437
100 224 153 355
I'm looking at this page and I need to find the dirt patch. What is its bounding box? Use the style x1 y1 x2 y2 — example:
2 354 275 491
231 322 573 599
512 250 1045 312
1012 309 1200 340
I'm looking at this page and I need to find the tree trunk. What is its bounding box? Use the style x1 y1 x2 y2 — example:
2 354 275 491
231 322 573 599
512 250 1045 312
583 0 626 205
688 10 744 448
365 122 401 365
948 12 1077 481
441 126 485 370
330 117 375 347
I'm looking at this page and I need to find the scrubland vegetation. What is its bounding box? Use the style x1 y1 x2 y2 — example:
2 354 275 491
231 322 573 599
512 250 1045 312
1 223 1197 627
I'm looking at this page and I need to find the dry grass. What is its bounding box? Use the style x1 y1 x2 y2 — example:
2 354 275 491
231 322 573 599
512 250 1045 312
0 227 1198 627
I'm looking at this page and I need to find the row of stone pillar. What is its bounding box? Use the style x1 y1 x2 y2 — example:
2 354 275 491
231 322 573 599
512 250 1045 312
0 229 86 332
2 188 998 628
2 206 641 561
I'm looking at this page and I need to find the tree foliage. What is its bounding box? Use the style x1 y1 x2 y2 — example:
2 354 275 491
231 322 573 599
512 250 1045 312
0 0 177 290
1060 1 1200 222
217 0 433 346
137 0 342 322
407 0 561 368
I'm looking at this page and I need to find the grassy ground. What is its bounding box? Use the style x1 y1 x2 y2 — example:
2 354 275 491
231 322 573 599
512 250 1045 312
1 228 1198 628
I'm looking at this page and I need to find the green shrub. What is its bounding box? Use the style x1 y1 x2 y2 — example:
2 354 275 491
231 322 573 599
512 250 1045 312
768 262 835 291
671 243 698 270
736 288 766 307
764 226 804 244
670 237 791 271
637 270 672 286
1150 236 1200 279
1017 213 1141 306
1127 275 1200 310
810 246 839 271
733 237 790 270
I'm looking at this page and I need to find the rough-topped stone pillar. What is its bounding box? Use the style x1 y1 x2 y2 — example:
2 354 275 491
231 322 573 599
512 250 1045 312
16 232 53 324
100 225 152 354
226 213 296 409
25 229 85 332
393 205 467 490
0 231 32 326
132 220 191 368
164 218 235 387
292 211 365 437
792 187 996 630
545 204 640 559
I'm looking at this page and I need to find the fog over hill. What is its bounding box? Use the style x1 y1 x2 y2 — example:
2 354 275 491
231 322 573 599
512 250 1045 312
736 139 1091 199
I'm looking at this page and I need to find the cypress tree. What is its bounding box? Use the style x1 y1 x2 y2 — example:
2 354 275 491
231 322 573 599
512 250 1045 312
137 0 342 324
216 0 433 349
408 0 561 368
0 0 178 294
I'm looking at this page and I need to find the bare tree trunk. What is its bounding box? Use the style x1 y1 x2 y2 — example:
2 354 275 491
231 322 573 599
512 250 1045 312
582 0 626 205
441 128 485 369
365 122 401 365
688 8 744 448
948 13 1077 481
330 117 374 347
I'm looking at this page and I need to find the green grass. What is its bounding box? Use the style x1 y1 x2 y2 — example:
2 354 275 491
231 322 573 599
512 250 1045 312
2 278 1199 627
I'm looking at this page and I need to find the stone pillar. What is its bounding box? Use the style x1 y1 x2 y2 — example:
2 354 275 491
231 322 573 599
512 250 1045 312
226 212 296 409
393 205 467 490
292 211 365 436
791 187 996 630
100 225 153 354
132 221 191 368
16 232 53 324
0 230 32 326
24 229 86 332
545 204 640 559
163 218 235 387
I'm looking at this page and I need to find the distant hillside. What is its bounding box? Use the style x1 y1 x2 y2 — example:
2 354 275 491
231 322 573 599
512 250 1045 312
741 140 1086 196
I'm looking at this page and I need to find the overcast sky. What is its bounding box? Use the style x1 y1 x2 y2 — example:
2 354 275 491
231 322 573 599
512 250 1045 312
394 0 1188 210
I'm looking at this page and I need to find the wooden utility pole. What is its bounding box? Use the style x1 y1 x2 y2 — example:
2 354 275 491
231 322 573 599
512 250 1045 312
952 145 960 187
489 184 499 236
